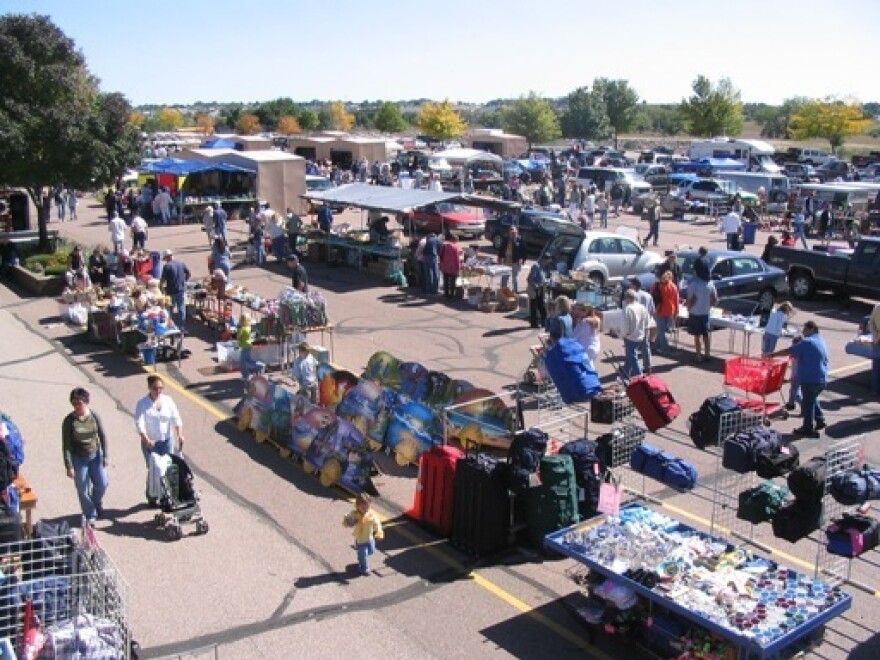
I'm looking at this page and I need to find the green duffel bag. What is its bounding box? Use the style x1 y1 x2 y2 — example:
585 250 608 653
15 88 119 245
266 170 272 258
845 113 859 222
527 485 580 551
539 454 577 489
737 481 789 524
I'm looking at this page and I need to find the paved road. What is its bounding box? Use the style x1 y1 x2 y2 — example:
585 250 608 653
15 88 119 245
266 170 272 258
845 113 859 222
2 196 879 658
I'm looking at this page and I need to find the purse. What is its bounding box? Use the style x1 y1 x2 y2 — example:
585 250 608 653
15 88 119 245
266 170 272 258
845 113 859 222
597 471 621 515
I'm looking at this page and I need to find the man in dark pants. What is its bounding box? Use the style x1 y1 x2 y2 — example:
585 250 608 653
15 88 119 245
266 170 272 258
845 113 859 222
287 254 309 292
527 254 553 328
160 249 191 329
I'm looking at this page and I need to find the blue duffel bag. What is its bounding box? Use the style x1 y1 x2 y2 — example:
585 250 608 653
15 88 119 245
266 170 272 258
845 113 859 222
830 467 880 506
630 443 698 493
722 427 782 474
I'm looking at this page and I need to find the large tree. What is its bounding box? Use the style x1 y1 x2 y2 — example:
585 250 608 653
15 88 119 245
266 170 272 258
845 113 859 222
418 100 467 141
298 109 319 131
235 113 261 135
254 97 299 131
789 98 873 152
755 97 808 139
502 92 560 149
0 14 141 250
679 75 744 137
560 86 610 141
373 102 408 133
592 78 640 148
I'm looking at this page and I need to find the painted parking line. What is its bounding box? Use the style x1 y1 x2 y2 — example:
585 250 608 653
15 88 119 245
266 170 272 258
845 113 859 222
828 361 871 377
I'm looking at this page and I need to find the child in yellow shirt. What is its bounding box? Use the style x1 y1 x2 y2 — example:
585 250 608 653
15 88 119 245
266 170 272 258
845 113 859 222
343 494 384 576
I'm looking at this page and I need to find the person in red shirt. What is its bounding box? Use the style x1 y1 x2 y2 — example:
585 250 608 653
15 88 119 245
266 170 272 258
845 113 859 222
780 230 796 247
651 270 680 355
439 234 462 299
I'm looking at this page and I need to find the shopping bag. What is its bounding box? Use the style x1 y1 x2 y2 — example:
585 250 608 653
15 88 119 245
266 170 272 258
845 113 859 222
597 471 621 516
22 597 45 659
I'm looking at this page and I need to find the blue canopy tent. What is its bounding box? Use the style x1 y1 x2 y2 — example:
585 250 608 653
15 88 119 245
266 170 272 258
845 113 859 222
673 157 746 174
201 137 237 149
139 158 254 176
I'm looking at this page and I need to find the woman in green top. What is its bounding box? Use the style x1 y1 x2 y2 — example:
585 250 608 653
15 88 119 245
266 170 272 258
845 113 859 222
61 387 109 522
237 313 265 381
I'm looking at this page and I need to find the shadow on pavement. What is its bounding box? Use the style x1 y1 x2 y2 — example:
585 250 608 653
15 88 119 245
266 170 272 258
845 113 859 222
56 334 145 379
294 567 356 589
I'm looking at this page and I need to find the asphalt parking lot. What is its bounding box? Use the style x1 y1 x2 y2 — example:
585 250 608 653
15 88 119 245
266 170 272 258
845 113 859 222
3 196 879 658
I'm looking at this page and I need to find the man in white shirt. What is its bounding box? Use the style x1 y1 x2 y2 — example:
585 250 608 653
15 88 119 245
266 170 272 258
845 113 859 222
621 289 650 378
108 213 127 254
134 375 185 506
584 190 596 227
201 206 215 246
721 209 742 250
130 214 148 250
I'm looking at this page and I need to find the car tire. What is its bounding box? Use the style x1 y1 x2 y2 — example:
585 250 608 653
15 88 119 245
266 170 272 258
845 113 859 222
758 288 776 311
789 271 815 300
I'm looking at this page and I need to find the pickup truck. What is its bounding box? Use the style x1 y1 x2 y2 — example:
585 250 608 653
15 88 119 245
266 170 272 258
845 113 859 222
765 238 880 300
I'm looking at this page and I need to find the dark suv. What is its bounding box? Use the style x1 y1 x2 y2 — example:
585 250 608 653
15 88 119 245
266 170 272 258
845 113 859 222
484 209 580 255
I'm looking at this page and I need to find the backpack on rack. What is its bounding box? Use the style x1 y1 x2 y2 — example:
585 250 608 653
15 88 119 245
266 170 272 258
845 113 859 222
722 427 782 474
558 440 603 518
737 481 789 524
825 513 880 558
507 428 548 494
829 467 880 506
688 395 741 449
755 444 800 479
595 428 646 469
630 444 698 493
787 457 828 504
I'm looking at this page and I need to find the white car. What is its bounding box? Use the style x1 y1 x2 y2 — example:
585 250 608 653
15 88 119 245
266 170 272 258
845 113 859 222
539 230 664 287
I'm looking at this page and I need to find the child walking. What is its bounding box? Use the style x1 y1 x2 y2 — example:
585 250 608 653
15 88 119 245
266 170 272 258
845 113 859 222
343 494 384 576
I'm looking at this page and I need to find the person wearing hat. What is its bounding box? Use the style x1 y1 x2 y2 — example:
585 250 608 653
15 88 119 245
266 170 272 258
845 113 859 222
527 254 553 328
656 251 682 285
291 341 318 403
685 247 719 363
160 249 191 328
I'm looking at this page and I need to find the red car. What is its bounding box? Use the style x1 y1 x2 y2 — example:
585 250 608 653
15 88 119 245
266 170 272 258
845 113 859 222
404 202 486 239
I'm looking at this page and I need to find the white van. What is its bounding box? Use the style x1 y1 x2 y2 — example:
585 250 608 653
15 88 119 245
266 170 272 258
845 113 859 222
715 172 791 211
796 149 832 166
688 138 782 173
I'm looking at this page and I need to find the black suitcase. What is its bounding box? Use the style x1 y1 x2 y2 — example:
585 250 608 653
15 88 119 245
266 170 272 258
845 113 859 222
451 455 511 558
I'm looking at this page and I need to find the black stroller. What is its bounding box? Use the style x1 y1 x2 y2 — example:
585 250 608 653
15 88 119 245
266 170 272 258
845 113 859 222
154 454 209 540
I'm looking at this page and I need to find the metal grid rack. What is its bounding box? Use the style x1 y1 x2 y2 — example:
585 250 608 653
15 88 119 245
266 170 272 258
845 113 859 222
708 408 766 540
815 436 864 585
608 421 648 502
0 528 130 657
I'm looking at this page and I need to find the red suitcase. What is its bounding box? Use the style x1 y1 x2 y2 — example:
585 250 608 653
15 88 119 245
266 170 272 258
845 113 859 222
626 374 681 432
420 445 463 537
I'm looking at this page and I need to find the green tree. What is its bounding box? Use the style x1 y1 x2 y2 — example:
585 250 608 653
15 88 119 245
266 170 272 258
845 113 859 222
157 107 184 130
789 98 873 152
679 75 744 137
418 99 467 140
0 14 141 250
592 78 640 148
298 109 319 131
254 97 299 131
501 92 561 149
373 101 408 133
560 86 610 140
756 97 808 139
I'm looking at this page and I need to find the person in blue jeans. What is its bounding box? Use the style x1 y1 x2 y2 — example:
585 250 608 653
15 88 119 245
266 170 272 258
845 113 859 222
159 249 190 329
343 494 384 576
61 388 109 522
765 320 828 438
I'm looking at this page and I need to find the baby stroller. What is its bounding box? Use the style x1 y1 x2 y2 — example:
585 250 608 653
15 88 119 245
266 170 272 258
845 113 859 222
153 453 209 540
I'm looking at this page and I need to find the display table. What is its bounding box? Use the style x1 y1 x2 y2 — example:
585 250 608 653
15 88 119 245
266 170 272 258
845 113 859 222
14 474 36 537
545 504 851 659
845 337 880 394
320 235 402 275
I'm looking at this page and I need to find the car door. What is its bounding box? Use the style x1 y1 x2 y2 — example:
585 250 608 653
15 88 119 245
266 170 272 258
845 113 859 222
730 256 765 300
586 237 619 276
709 258 736 299
616 237 650 278
846 241 880 296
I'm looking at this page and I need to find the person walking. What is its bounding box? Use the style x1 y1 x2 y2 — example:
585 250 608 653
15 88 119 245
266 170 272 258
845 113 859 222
130 213 148 251
286 208 302 257
160 249 191 329
201 206 215 246
651 271 679 355
721 208 742 251
642 198 661 247
134 375 185 507
596 192 609 229
343 493 384 577
108 213 127 254
498 226 526 293
155 187 173 225
656 251 682 285
527 255 552 328
792 211 808 249
421 232 441 295
572 303 601 368
67 190 79 220
621 289 651 378
62 387 109 523
251 213 266 267
213 205 228 244
439 234 462 299
685 251 719 363
54 188 67 222
628 278 655 373
765 320 828 438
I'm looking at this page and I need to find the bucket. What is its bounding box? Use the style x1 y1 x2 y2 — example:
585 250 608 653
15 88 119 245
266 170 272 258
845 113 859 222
138 342 157 365
742 222 758 246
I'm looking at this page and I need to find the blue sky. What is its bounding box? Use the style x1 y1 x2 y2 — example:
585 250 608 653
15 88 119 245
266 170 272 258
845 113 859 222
4 0 877 106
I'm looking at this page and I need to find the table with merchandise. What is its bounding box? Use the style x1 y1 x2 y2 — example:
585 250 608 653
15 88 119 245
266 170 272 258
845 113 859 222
545 503 851 659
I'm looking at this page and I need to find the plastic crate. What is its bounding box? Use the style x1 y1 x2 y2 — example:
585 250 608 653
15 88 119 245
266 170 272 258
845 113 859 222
216 341 240 369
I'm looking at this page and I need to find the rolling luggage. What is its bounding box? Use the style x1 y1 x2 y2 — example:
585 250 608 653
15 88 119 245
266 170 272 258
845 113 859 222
688 394 741 449
451 455 510 558
625 375 680 432
420 445 463 537
527 455 579 550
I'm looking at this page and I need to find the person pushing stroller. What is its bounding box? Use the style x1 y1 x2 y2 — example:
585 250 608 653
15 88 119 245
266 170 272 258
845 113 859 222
134 375 185 506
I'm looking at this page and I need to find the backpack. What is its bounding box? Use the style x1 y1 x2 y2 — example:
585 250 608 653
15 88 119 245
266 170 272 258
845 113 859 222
688 395 741 449
650 283 662 308
630 444 698 493
755 444 800 479
829 467 880 506
507 428 548 494
737 481 789 524
787 457 828 504
559 440 603 518
722 427 782 474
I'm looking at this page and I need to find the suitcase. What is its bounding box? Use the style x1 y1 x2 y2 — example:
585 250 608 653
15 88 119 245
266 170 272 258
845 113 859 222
625 375 681 432
451 455 511 558
420 445 462 537
527 455 579 550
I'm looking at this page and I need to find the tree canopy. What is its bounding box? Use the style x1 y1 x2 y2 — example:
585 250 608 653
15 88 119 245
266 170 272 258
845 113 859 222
418 100 467 141
679 75 744 137
277 115 301 136
502 92 560 149
235 113 261 135
373 102 408 133
254 97 300 131
560 86 610 140
328 101 355 131
789 98 873 152
593 79 639 148
298 109 319 131
0 13 141 248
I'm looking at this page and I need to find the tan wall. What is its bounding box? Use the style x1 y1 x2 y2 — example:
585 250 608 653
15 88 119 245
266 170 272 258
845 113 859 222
235 138 272 151
286 138 390 164
466 136 527 159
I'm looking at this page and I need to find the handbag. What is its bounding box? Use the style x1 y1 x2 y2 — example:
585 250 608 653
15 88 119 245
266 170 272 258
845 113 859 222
825 513 880 558
597 471 621 515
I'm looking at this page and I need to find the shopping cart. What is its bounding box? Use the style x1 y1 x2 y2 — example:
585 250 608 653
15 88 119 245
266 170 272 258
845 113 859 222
723 356 789 421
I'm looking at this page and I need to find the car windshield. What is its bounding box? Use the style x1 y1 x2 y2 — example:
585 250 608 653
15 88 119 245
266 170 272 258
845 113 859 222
621 172 644 184
306 178 332 191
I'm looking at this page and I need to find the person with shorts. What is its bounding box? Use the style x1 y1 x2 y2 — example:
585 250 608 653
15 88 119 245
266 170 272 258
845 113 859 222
686 249 718 363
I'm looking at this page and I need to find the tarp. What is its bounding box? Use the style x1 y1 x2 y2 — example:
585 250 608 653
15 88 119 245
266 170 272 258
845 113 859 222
674 158 746 173
202 137 237 149
139 157 256 175
301 183 520 213
430 148 503 165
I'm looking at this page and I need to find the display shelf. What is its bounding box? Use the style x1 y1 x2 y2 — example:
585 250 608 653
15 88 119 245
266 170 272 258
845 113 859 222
546 503 852 660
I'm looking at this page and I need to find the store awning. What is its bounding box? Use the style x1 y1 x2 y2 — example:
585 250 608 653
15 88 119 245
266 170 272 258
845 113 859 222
302 183 520 213
139 158 256 175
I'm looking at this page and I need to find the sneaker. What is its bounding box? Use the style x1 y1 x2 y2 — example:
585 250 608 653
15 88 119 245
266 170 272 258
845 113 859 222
792 427 820 438
784 403 796 411
815 420 827 431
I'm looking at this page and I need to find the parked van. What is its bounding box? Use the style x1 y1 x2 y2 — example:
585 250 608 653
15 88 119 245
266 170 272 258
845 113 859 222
795 183 875 214
797 149 833 166
688 138 782 173
715 172 791 211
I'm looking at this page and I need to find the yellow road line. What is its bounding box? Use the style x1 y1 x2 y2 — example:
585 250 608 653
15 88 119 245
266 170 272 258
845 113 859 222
157 369 605 656
829 360 871 376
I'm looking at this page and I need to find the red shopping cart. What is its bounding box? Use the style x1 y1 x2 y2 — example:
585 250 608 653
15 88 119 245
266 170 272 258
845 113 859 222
723 356 789 421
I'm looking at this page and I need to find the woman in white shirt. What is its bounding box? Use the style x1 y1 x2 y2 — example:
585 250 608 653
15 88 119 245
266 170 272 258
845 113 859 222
573 303 602 368
134 375 185 505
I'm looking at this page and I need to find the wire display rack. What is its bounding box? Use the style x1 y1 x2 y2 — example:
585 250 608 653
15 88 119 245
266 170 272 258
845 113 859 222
0 526 130 658
815 436 864 585
708 407 766 540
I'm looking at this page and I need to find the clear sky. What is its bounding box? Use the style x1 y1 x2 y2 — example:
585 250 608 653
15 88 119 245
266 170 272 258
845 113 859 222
4 0 877 106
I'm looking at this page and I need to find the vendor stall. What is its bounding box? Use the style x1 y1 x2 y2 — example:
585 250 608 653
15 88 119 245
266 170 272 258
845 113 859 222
546 503 852 659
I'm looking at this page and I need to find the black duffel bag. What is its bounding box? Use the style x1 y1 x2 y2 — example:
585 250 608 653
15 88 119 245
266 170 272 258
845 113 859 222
772 500 822 543
755 444 800 479
689 394 742 449
787 457 827 504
